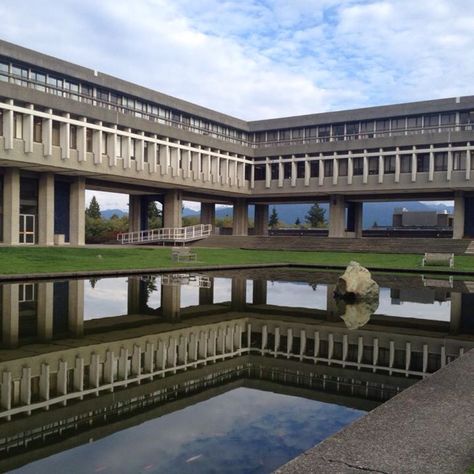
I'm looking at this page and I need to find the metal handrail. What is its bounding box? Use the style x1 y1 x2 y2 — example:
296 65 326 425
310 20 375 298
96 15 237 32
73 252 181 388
117 224 212 244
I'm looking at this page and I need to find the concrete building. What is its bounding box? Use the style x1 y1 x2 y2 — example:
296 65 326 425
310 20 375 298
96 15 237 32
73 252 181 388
392 208 453 228
1 39 474 244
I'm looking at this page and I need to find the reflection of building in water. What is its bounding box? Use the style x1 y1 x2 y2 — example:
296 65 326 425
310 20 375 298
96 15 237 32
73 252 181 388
0 273 473 470
390 288 451 305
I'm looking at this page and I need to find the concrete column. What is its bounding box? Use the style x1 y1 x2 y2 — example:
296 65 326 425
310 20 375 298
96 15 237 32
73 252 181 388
2 284 19 348
161 284 181 320
332 155 338 185
318 156 324 186
329 195 345 238
42 110 52 157
428 145 434 182
395 148 401 183
453 192 465 239
60 113 70 160
411 147 417 182
254 204 269 236
3 168 20 245
68 279 84 336
449 292 462 335
163 190 182 228
199 278 214 305
23 105 34 153
231 277 247 311
129 195 142 233
201 203 215 227
232 199 248 236
304 156 310 186
93 124 103 165
252 279 267 305
326 284 339 321
69 177 85 246
466 143 471 181
447 145 453 181
265 160 271 188
378 151 384 184
347 151 353 185
347 202 363 238
77 119 87 162
3 100 13 150
363 154 368 184
37 282 54 341
38 173 55 246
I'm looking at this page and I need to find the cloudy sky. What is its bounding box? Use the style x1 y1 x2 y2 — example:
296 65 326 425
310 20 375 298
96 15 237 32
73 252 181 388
1 0 471 209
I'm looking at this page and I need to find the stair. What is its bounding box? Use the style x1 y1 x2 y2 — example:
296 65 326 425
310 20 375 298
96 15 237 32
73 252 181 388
193 235 472 255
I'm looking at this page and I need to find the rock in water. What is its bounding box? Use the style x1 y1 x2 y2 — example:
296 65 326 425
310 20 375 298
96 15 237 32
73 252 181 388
337 299 379 330
334 261 379 301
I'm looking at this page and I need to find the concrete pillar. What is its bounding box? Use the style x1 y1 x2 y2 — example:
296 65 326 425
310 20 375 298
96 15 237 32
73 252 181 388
252 279 267 305
254 204 269 236
232 199 248 236
69 177 85 245
2 284 19 348
3 168 20 245
129 195 142 233
161 284 181 320
199 278 214 305
68 279 84 336
163 190 182 228
326 284 339 321
329 195 345 238
346 202 363 238
231 277 247 311
38 173 55 246
201 203 215 227
37 282 54 341
453 192 465 239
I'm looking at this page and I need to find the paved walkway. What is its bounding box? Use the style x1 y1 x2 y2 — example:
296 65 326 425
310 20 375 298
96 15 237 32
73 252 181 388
276 350 474 474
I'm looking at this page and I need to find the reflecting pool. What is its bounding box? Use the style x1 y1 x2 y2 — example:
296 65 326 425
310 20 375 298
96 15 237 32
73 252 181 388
0 268 473 472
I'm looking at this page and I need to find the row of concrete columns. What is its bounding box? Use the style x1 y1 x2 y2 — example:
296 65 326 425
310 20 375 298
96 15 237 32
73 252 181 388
2 168 85 245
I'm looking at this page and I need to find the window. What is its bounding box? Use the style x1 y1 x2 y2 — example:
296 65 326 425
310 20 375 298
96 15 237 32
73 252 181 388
47 75 63 96
318 125 330 142
360 121 374 138
81 84 93 104
280 130 291 141
271 163 279 179
0 61 8 82
391 117 406 131
30 71 46 91
52 122 60 146
346 122 358 138
417 153 430 172
440 113 456 131
292 128 303 142
305 127 317 142
34 117 42 143
14 113 23 139
375 119 390 135
283 162 291 179
86 129 93 153
68 81 79 101
353 157 363 175
434 152 448 171
254 164 265 180
70 125 77 149
11 64 28 86
424 114 439 132
368 156 379 175
338 158 348 176
267 131 278 142
97 88 109 106
323 159 333 177
333 124 345 140
102 133 109 156
407 115 423 134
385 156 396 174
453 151 466 170
310 160 319 177
296 161 305 178
400 155 412 173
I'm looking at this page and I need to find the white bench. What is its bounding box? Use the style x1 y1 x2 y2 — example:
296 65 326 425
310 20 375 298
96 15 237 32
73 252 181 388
171 247 197 262
422 253 454 268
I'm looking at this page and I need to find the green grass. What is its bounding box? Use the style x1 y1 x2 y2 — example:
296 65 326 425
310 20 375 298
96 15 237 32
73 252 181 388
0 246 474 275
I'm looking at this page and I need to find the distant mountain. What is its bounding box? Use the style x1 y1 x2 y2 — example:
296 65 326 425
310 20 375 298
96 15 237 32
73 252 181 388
101 209 126 219
104 201 453 229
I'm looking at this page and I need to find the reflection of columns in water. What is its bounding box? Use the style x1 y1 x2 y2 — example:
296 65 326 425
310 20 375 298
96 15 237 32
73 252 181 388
199 277 214 305
161 283 181 320
252 279 267 305
127 277 142 314
231 277 247 310
450 292 462 335
68 280 84 336
326 284 339 321
37 282 54 341
2 284 19 348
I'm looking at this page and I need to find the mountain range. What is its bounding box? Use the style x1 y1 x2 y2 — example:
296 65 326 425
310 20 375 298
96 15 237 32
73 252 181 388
101 201 453 229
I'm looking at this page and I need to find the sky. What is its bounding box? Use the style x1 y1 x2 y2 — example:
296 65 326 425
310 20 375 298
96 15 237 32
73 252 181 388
1 0 471 210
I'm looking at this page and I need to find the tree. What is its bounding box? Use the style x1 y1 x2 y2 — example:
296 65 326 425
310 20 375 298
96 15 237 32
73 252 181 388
305 203 326 227
268 207 279 228
148 201 162 229
295 217 301 226
86 195 101 219
372 220 378 228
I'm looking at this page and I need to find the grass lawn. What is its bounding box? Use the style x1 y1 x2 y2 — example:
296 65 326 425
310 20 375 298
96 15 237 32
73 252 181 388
0 246 474 275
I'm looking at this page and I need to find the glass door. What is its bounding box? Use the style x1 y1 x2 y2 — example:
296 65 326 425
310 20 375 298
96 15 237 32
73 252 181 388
19 214 35 244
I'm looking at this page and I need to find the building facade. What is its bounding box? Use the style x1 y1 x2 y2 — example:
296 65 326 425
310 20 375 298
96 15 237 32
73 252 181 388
1 39 474 245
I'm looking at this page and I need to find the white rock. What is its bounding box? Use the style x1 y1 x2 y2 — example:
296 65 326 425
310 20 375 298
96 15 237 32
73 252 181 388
335 261 379 301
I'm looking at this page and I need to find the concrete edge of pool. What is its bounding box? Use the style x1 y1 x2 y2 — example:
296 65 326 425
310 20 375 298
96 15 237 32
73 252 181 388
275 349 474 474
0 261 473 282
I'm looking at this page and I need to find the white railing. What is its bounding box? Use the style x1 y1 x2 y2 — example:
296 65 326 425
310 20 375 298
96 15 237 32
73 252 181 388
117 224 213 244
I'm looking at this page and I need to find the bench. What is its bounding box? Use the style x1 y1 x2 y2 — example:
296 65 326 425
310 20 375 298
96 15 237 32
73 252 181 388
422 253 454 268
171 247 197 262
